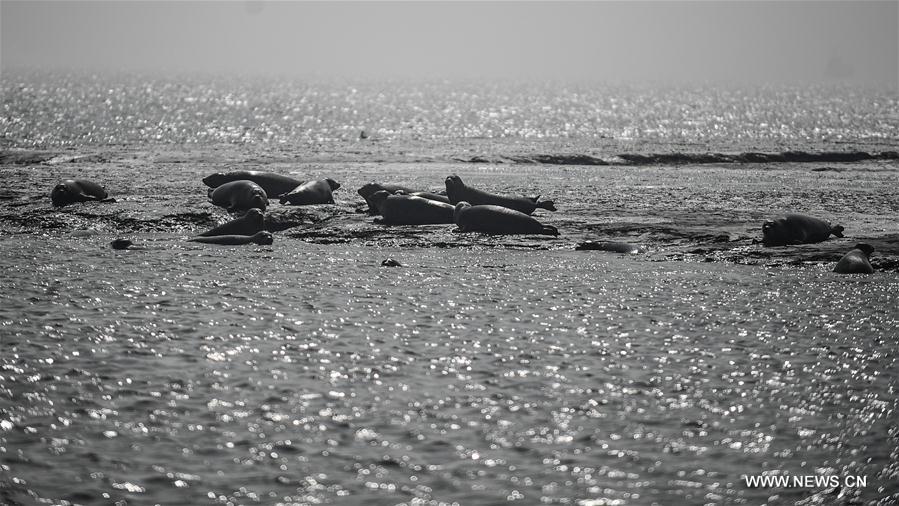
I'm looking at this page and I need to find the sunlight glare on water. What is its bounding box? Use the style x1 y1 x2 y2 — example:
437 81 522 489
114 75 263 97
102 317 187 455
2 73 896 148
1 236 897 505
1 70 898 505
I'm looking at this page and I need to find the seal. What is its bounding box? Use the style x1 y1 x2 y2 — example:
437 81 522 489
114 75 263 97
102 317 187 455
453 202 559 236
189 231 274 246
368 190 455 225
358 182 416 202
445 175 556 215
833 243 874 274
357 183 448 212
208 180 268 212
401 191 450 204
202 171 304 198
198 208 265 237
762 214 844 246
280 178 340 205
575 241 642 254
50 179 111 207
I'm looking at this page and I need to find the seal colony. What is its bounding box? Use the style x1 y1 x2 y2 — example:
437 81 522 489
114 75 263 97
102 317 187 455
46 173 880 272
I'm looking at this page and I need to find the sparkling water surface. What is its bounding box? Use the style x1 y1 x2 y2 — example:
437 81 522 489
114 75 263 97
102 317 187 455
3 72 897 150
2 236 898 505
1 72 898 505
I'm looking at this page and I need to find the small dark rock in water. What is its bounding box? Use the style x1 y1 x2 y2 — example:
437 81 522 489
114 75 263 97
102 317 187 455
110 238 133 250
381 258 402 267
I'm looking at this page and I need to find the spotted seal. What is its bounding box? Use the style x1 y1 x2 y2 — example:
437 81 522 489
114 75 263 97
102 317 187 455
280 178 340 205
357 183 448 213
762 214 844 246
208 180 268 212
198 208 265 237
575 241 643 254
202 171 304 199
368 190 455 225
189 231 274 245
453 202 558 235
833 243 874 274
50 179 111 207
445 175 555 215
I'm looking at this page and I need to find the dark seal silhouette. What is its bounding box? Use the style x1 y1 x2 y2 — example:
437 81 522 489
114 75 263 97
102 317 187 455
445 175 555 215
202 171 304 199
208 180 268 212
280 179 340 205
189 231 273 246
368 190 455 225
453 202 558 236
762 214 844 246
833 243 874 274
576 241 642 254
198 208 265 237
50 179 111 207
357 182 448 212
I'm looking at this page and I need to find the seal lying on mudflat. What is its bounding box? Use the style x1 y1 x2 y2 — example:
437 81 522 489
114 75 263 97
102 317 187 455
762 214 844 246
407 191 450 204
50 179 111 207
368 190 455 225
189 231 273 246
833 243 874 274
445 175 556 215
208 180 268 212
202 171 304 199
454 202 558 236
198 208 265 237
357 183 449 213
110 238 139 250
575 241 643 254
280 179 340 205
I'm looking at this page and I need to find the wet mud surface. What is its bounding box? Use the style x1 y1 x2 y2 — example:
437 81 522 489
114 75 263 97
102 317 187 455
1 147 897 272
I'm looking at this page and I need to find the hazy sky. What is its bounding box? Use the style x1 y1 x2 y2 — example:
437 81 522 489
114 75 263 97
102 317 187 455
2 1 897 86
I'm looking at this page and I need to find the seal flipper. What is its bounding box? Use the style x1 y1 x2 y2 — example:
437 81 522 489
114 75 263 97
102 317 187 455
832 225 845 238
540 225 559 236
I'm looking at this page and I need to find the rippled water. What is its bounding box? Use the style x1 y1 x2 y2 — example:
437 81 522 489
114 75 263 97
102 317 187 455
3 71 897 150
2 234 898 505
1 72 899 505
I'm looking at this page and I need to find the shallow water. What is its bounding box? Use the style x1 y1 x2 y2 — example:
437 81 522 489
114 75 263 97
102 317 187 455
3 72 897 154
2 73 899 505
2 233 898 505
1 159 899 505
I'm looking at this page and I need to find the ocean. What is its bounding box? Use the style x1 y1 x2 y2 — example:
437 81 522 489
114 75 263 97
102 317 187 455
1 71 898 505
